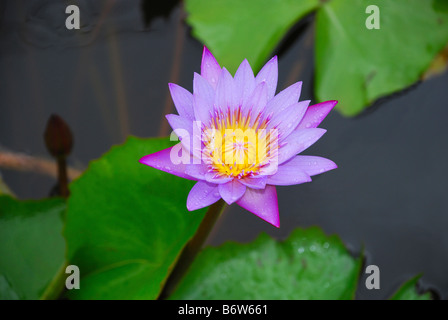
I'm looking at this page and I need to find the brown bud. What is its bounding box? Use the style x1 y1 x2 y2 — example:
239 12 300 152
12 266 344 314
44 114 73 158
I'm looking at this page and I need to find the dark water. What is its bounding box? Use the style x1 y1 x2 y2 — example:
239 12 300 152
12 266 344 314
1 1 447 300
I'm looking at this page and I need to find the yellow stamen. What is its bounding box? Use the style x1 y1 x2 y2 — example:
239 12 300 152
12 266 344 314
202 107 278 178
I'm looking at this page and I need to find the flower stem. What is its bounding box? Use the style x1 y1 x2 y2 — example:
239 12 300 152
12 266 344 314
57 156 69 198
158 199 227 299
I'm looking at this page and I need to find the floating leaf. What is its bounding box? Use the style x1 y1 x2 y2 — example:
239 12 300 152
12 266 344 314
422 43 448 80
186 0 448 116
0 196 66 300
170 227 362 299
390 275 432 300
185 0 319 73
64 137 206 300
315 0 448 116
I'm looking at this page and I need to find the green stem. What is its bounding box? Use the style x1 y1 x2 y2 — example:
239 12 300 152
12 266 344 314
158 199 227 299
57 156 69 198
40 261 68 300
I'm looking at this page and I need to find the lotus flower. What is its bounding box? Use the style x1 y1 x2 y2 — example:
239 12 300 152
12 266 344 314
140 47 337 227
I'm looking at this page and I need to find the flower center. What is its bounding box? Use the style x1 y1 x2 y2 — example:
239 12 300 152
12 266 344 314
202 107 278 178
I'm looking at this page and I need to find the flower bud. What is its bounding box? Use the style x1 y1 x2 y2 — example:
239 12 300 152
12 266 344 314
44 114 73 158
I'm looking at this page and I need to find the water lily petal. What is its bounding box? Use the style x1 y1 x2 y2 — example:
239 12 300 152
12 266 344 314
193 94 212 125
185 163 209 180
297 100 337 129
205 172 233 184
284 155 337 176
278 128 327 164
168 83 195 121
243 81 268 119
214 67 237 111
165 114 204 160
268 100 310 139
236 185 280 228
219 179 246 204
193 72 215 106
187 180 221 211
201 46 222 89
255 56 278 99
139 145 195 181
265 81 302 115
266 163 311 186
234 59 255 107
166 113 192 141
239 175 267 189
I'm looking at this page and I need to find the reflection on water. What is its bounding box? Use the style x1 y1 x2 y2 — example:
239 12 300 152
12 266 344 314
2 0 153 51
0 0 448 300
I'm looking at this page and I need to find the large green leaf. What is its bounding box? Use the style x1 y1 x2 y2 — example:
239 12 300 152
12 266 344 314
185 0 319 74
315 0 448 116
390 275 432 300
186 0 448 116
64 137 206 300
170 227 362 299
0 195 66 300
170 226 431 300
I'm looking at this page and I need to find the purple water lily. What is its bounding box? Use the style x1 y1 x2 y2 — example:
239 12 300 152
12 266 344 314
140 47 337 227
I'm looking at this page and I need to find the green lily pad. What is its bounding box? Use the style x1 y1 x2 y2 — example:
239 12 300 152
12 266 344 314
0 195 66 300
186 0 448 116
185 0 319 74
315 0 448 116
390 275 432 300
64 137 206 300
170 227 362 299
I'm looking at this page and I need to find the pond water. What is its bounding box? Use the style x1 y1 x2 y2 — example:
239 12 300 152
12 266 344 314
1 0 447 299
